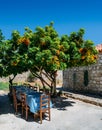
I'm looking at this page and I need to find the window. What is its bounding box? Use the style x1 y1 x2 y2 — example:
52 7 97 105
84 70 89 86
73 72 76 85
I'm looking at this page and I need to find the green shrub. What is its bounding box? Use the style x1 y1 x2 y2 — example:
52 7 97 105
0 82 9 91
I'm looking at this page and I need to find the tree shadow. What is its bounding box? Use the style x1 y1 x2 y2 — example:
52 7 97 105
57 87 102 99
0 93 15 115
51 96 76 111
0 92 76 123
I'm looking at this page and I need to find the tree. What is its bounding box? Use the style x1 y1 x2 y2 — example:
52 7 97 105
0 30 29 95
21 23 97 95
0 29 5 77
0 23 98 96
24 22 70 94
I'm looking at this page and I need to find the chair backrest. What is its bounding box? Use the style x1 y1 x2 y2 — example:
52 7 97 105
39 88 43 93
40 93 50 110
32 86 37 91
20 93 26 106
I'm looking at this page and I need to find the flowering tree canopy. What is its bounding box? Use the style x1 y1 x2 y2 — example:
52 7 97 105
0 23 98 95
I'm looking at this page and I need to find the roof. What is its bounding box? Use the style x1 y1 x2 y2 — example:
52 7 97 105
96 44 102 53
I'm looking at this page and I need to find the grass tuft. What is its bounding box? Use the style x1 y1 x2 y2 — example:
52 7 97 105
0 82 9 91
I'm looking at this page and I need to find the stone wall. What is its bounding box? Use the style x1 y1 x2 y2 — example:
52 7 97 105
0 71 30 83
63 54 102 95
0 70 63 85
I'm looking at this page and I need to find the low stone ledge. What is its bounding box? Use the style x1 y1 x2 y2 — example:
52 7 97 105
63 92 102 107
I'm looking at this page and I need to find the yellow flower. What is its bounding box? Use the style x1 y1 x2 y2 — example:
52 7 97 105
17 37 30 45
56 50 60 55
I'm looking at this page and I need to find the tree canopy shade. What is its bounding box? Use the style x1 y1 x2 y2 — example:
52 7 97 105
0 22 98 95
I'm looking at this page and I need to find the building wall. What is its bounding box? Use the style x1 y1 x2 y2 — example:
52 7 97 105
63 54 102 94
0 70 63 85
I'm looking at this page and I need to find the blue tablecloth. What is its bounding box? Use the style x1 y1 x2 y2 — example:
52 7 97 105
15 86 52 114
26 92 41 113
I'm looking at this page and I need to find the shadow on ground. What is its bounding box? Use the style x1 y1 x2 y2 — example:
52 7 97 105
0 93 14 115
0 91 76 124
51 96 76 111
57 87 102 99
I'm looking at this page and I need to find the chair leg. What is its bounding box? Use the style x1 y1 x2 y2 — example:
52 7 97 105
22 107 23 115
26 109 28 121
40 112 42 124
49 111 51 121
15 105 17 114
13 103 16 108
34 113 39 121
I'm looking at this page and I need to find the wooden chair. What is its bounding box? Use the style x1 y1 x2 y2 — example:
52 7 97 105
39 88 43 93
12 88 21 114
36 93 51 124
28 84 33 89
33 86 38 91
29 85 36 91
23 83 32 89
20 93 29 120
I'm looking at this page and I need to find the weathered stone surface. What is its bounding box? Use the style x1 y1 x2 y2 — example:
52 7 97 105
0 71 63 86
63 53 102 95
62 90 102 107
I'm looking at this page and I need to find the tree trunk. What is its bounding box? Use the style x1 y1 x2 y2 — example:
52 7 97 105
31 70 57 96
51 71 57 96
8 75 16 98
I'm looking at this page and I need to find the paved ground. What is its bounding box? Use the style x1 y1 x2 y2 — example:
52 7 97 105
62 90 102 107
56 86 102 107
0 90 102 130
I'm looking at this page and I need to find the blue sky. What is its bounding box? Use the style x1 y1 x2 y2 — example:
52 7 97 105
0 0 102 45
